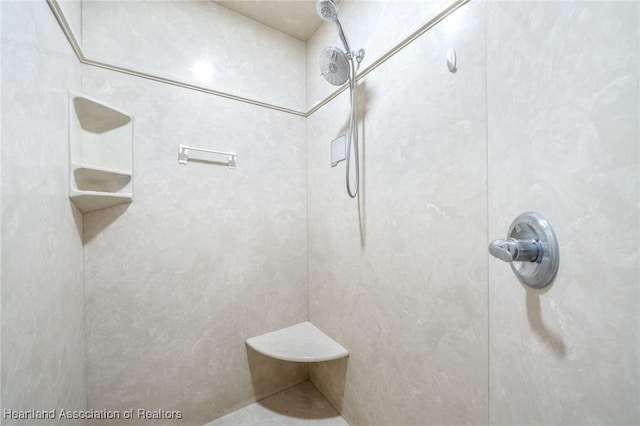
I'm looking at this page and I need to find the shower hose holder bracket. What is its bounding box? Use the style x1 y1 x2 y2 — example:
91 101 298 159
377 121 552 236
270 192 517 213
348 48 365 64
489 211 559 289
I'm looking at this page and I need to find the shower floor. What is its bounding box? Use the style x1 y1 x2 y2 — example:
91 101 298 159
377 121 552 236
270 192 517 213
204 380 348 426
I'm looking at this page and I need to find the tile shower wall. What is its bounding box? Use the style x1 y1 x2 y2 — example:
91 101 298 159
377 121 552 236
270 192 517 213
307 2 489 424
487 2 639 424
1 1 86 424
1 2 3 418
81 64 307 425
82 1 307 112
307 0 639 425
2 2 637 426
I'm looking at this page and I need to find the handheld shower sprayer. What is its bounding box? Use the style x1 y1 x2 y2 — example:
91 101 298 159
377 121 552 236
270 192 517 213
315 0 364 64
316 0 338 21
315 0 365 198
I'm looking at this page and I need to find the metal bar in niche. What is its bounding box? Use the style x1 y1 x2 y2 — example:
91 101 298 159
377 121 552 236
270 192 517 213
177 144 237 169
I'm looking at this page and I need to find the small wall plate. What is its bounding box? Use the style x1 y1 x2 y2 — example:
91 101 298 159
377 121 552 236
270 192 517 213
330 135 346 167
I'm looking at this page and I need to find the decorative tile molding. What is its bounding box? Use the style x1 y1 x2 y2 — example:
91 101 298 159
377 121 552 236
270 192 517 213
46 0 468 117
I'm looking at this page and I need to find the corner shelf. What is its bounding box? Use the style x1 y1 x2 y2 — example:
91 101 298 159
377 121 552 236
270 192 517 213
70 163 132 212
246 322 348 362
69 92 133 213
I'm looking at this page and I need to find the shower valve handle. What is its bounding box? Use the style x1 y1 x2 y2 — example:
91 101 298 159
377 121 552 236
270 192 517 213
489 238 540 263
488 212 559 289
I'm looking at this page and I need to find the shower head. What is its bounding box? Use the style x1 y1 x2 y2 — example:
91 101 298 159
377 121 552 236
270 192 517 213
315 0 353 59
319 46 349 86
316 0 338 22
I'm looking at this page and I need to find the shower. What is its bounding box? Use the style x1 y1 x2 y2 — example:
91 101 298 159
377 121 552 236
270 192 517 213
316 0 364 198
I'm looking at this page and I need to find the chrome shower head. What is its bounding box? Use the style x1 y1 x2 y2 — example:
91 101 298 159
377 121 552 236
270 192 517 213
316 0 338 22
319 46 349 86
316 0 354 60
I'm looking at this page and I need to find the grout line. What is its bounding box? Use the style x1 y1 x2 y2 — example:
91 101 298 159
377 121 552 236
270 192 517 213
254 377 310 405
483 0 491 423
305 112 310 325
308 373 346 423
81 210 89 412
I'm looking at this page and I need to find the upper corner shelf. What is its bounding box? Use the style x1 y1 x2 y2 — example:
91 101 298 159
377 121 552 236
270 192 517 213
246 321 349 363
73 96 131 133
69 92 133 213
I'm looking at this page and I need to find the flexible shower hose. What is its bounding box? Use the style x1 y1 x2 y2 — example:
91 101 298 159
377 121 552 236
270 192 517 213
346 58 359 198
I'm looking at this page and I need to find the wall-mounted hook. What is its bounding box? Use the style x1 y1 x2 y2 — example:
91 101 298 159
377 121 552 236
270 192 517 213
446 48 457 73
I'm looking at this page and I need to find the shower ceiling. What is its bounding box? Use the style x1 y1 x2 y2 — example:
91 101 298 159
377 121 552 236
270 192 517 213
213 0 323 41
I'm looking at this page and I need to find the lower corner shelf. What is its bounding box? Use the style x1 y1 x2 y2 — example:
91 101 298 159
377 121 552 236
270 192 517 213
246 321 348 363
70 191 132 213
69 163 132 212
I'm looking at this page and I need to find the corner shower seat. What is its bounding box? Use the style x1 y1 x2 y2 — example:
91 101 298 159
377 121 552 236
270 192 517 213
246 322 348 362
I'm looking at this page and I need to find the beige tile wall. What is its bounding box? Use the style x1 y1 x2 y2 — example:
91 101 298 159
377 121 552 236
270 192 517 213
307 1 638 425
1 1 86 424
486 2 639 424
81 65 308 425
2 2 637 426
82 1 307 112
307 2 489 424
1 1 3 418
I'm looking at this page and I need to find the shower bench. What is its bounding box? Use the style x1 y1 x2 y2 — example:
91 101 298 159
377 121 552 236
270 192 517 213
246 322 348 362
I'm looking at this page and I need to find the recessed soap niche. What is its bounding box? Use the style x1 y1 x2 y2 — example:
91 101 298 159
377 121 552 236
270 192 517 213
69 91 133 213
